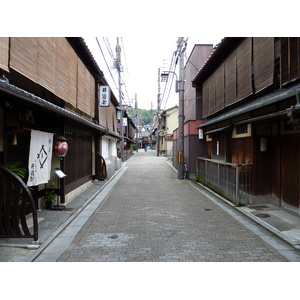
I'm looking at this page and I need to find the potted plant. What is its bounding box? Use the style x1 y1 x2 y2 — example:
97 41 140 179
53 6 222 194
2 161 27 178
43 190 56 209
1 161 31 213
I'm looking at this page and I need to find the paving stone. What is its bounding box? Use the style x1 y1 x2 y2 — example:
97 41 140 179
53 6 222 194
53 151 296 262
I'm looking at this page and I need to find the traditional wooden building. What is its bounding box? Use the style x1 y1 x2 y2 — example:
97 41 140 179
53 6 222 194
193 37 300 215
121 109 137 160
172 44 214 178
158 105 178 157
0 37 121 209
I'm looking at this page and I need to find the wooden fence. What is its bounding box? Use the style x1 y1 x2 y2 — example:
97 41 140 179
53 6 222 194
196 157 252 205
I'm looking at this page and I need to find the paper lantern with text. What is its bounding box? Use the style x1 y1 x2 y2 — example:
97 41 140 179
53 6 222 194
54 140 68 158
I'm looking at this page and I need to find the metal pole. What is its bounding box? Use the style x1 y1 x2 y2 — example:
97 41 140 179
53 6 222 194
116 38 124 162
135 93 139 152
177 37 186 180
157 68 161 156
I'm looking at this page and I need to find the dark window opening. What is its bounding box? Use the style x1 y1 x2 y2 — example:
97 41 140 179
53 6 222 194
236 124 248 135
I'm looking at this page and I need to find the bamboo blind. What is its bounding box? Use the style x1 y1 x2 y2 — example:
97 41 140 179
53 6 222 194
9 37 97 119
55 37 77 107
10 37 78 106
89 72 95 117
99 106 115 131
77 58 88 113
253 37 274 92
77 58 95 116
225 50 237 106
10 37 38 82
237 38 252 100
0 37 9 72
37 38 56 93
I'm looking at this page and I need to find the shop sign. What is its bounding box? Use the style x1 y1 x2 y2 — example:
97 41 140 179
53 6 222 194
99 86 111 107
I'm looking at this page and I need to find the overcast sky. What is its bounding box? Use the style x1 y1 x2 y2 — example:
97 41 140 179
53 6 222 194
84 36 223 111
4 1 294 112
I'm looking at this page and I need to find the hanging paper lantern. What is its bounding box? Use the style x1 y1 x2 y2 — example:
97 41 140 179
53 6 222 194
54 140 68 158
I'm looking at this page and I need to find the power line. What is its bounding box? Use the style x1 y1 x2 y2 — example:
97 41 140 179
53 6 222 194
95 37 118 89
160 51 177 110
103 37 115 62
95 37 131 106
160 38 189 111
121 37 130 80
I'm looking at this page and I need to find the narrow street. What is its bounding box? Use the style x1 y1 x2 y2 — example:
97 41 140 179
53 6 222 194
32 150 299 262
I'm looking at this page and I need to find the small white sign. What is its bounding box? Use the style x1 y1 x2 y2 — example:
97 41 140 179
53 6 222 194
99 86 111 107
199 129 203 139
52 168 67 179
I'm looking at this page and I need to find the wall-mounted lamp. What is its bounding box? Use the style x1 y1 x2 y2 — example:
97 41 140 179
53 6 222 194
161 73 169 82
161 71 179 93
12 131 17 146
260 137 267 152
5 101 13 109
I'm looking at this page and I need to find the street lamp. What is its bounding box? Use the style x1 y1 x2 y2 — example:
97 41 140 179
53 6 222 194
160 37 186 180
161 71 179 93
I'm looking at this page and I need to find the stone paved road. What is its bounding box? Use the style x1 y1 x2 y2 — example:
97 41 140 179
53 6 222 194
58 150 288 262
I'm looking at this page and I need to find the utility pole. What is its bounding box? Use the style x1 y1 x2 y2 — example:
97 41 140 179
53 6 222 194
135 93 139 152
177 37 187 180
157 68 161 157
116 38 124 162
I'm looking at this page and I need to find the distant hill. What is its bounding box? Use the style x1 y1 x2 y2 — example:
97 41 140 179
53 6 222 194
128 108 156 125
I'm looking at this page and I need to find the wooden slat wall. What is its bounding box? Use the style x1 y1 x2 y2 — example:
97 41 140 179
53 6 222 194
237 38 252 100
215 64 225 112
208 75 215 115
202 79 210 118
10 37 38 82
281 37 300 86
253 37 274 92
280 37 289 85
202 64 225 117
0 37 9 72
225 50 237 106
290 37 299 79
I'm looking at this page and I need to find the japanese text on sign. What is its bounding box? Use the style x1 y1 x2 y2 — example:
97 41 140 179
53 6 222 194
99 85 111 107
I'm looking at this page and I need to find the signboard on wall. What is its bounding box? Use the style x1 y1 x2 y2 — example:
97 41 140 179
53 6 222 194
99 86 111 107
199 129 203 139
